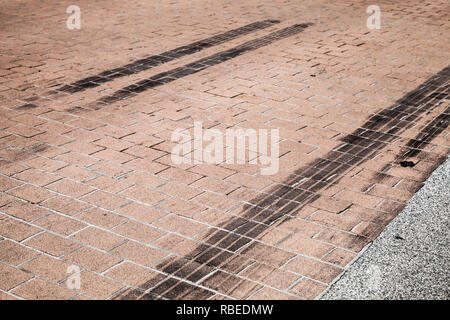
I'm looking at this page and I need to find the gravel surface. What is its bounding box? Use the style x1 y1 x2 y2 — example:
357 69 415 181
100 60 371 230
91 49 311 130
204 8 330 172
321 157 450 300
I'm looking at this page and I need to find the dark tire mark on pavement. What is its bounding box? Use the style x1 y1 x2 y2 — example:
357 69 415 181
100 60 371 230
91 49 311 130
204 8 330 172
55 20 280 94
115 65 450 299
399 105 450 159
96 23 312 105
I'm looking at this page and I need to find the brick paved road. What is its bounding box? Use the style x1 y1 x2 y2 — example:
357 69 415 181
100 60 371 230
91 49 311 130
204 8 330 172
0 0 449 300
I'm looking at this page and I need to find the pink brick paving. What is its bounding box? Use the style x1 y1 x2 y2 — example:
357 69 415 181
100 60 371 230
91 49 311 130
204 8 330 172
0 0 449 300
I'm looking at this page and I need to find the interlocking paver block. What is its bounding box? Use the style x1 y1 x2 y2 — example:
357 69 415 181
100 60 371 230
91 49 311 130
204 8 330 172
0 219 41 242
11 278 76 300
0 240 39 266
24 232 79 257
0 262 33 291
21 255 72 282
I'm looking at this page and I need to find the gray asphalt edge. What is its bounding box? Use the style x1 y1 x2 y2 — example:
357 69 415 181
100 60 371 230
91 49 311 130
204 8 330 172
319 156 450 300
